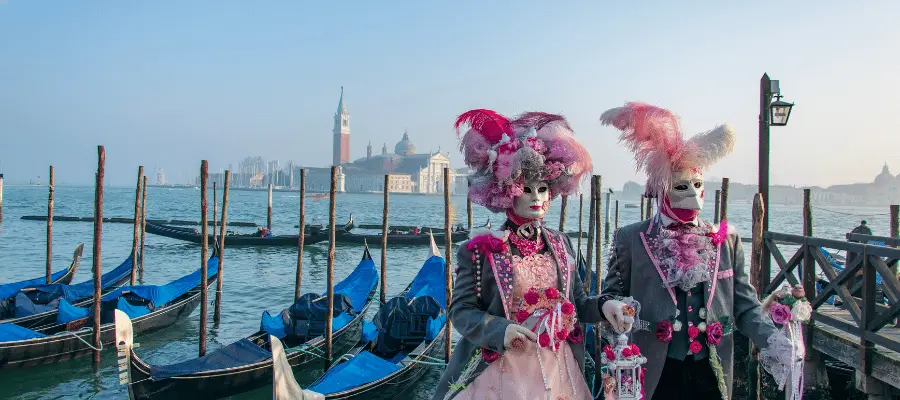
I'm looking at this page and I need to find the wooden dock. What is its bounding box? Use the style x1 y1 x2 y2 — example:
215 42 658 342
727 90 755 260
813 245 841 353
762 230 900 398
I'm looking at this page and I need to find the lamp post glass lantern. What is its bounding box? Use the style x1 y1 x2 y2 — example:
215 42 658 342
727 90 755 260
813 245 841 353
770 97 794 126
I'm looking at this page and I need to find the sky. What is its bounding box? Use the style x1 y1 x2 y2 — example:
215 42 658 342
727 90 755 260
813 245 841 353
1 1 898 189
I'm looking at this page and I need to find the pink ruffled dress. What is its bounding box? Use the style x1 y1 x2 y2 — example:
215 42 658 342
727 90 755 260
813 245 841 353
454 253 591 400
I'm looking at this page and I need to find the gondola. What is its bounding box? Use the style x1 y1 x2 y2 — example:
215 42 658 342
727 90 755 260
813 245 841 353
274 233 448 400
0 252 136 328
145 216 355 247
0 243 84 306
114 244 379 400
0 252 219 370
334 217 489 246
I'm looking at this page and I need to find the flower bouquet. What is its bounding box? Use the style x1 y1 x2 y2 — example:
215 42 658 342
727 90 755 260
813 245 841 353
761 284 809 400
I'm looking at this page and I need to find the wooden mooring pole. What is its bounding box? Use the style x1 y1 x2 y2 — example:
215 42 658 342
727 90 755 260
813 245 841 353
139 176 147 279
92 146 105 365
594 176 603 295
559 195 568 232
199 160 209 357
267 183 273 232
326 166 337 362
214 171 230 324
443 168 453 363
614 200 619 233
748 193 766 400
212 182 218 245
380 175 390 304
0 173 4 222
645 195 653 219
584 178 597 293
46 166 54 283
604 191 611 243
130 166 143 285
577 193 584 256
466 198 473 232
892 205 899 243
640 196 645 220
713 189 721 224
720 178 730 222
294 169 306 301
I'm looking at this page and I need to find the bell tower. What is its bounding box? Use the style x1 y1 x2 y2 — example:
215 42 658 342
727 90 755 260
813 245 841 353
333 87 350 166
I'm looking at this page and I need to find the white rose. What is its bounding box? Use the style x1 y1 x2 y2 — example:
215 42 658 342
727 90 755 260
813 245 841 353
698 322 707 332
673 320 683 332
699 308 707 319
792 301 812 322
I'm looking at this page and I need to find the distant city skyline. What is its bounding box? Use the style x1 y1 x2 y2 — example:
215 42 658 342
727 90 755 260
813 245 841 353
1 1 898 190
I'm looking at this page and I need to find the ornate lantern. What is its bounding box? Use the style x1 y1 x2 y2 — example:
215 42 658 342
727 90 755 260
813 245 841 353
600 304 647 400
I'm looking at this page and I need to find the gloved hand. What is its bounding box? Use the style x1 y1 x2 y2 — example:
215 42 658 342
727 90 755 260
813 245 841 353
601 300 634 333
504 324 538 350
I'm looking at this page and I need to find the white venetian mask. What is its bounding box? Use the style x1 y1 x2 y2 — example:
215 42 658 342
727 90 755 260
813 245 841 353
669 169 704 210
513 180 550 220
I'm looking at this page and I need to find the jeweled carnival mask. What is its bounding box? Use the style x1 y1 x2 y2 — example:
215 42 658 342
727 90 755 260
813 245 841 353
513 180 550 220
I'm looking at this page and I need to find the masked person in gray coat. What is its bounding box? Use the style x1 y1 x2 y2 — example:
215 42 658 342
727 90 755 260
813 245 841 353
597 102 803 400
433 110 611 400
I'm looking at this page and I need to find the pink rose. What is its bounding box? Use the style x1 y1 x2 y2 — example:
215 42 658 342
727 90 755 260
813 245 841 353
630 343 641 356
555 329 568 341
688 325 700 340
561 301 575 315
544 288 559 300
656 320 674 343
482 349 499 362
706 322 724 346
605 349 615 360
770 302 793 325
524 290 540 305
622 347 633 357
689 340 703 354
538 333 550 348
516 309 530 323
567 325 583 344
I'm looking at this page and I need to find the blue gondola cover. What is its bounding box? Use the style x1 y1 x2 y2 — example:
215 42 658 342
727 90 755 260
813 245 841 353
307 351 403 395
15 254 135 312
55 259 218 324
261 255 377 339
149 338 272 380
0 268 70 300
0 323 46 342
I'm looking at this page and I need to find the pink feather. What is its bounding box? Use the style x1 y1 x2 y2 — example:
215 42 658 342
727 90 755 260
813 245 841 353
455 109 513 144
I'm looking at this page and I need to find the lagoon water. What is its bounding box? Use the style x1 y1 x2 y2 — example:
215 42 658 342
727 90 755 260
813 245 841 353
0 185 892 399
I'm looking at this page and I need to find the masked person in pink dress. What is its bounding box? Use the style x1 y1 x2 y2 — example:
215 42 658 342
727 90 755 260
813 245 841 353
433 110 614 400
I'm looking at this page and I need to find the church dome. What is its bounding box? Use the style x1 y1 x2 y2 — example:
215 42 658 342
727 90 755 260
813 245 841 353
875 163 894 185
394 130 416 156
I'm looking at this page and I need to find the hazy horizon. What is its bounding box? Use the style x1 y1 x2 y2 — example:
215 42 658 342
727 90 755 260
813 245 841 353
2 1 898 189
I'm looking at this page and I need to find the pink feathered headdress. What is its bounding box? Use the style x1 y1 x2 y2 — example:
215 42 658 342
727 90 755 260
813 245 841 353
456 109 592 213
599 102 735 199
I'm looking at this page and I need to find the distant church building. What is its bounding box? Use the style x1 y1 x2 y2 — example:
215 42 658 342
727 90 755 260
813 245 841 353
294 88 458 194
333 87 351 166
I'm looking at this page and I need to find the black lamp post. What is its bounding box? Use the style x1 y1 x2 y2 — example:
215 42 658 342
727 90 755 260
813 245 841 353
758 73 794 292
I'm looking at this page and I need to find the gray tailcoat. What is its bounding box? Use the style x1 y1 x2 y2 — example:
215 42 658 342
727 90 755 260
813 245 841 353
603 217 777 399
432 227 604 400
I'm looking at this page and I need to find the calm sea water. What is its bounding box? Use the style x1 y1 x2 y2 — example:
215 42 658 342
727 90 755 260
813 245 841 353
0 185 893 399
